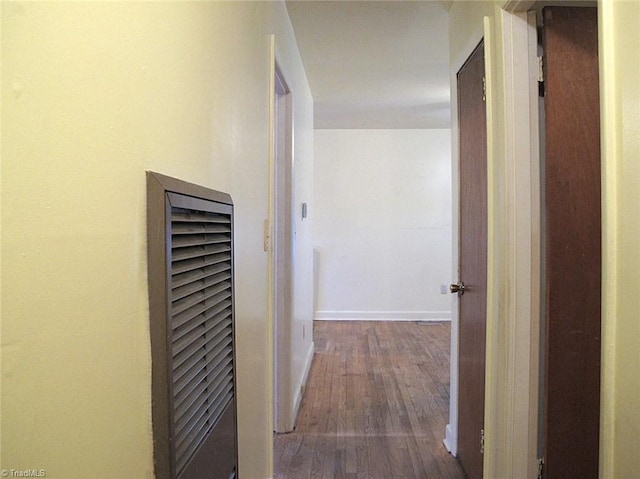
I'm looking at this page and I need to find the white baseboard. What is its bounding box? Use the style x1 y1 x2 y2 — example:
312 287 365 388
314 310 451 321
443 423 457 456
292 340 315 427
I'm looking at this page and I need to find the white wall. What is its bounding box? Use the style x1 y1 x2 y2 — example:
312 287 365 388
1 2 313 478
314 129 452 321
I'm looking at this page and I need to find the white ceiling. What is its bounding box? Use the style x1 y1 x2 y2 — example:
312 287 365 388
285 0 452 129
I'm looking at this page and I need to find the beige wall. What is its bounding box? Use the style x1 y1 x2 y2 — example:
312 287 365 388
1 2 314 478
600 0 640 477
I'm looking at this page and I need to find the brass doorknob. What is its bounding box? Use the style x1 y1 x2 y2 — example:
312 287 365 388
450 281 465 295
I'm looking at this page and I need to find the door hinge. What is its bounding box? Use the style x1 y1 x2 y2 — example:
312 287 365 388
482 77 487 102
537 56 545 97
537 56 544 82
480 428 485 454
537 457 545 479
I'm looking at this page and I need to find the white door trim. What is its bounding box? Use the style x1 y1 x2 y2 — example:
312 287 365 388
269 37 296 435
481 5 542 479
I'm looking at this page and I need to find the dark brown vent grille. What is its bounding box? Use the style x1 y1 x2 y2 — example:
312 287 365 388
170 206 235 475
147 172 237 479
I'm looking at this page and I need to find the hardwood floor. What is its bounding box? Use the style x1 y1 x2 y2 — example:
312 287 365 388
274 321 465 479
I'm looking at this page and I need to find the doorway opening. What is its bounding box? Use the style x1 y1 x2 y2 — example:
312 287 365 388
272 61 295 434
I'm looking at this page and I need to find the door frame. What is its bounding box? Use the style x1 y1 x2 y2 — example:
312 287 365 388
484 8 543 478
446 5 543 478
440 2 613 478
483 7 544 479
478 3 610 477
268 36 296 437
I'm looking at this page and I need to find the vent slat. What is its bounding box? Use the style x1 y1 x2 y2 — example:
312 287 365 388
172 291 232 330
172 223 231 235
173 341 232 395
174 358 233 431
172 243 231 263
175 379 233 450
176 384 233 452
173 374 208 427
168 201 234 477
172 211 231 224
172 271 232 302
172 263 231 290
172 303 231 346
173 315 231 360
176 358 233 435
173 334 207 374
171 281 232 316
175 389 233 474
173 319 231 370
173 336 231 388
171 253 232 276
174 359 233 421
172 233 231 249
173 341 232 396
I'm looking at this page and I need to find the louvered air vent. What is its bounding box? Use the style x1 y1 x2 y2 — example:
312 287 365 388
170 202 235 475
147 172 238 479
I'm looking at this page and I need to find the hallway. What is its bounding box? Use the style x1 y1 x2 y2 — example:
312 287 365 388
274 321 464 479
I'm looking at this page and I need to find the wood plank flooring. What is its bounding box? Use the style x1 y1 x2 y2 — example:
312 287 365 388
274 321 464 479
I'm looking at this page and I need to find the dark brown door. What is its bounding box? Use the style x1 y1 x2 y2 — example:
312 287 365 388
542 7 601 479
456 40 487 479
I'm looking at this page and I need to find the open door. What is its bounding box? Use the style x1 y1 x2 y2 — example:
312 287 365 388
541 7 601 478
454 40 488 479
